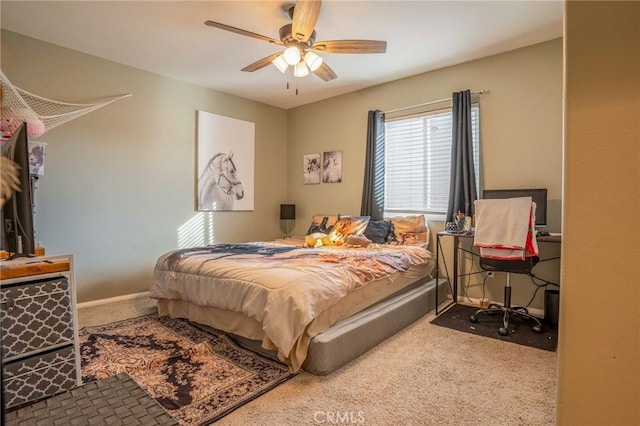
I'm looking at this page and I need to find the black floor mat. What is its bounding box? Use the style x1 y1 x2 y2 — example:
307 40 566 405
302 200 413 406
431 303 558 351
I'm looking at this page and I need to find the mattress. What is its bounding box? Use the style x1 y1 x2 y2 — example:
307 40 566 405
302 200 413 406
226 276 448 375
151 241 434 371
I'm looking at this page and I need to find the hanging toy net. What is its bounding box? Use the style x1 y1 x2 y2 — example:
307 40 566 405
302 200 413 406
1 70 130 139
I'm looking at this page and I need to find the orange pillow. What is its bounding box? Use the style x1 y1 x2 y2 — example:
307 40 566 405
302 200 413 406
327 215 370 245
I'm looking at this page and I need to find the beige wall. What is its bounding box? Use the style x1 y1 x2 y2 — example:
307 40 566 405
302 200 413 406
287 39 563 309
559 2 639 424
1 34 564 311
1 30 288 302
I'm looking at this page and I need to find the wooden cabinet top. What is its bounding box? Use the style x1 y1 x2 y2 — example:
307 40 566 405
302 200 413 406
0 257 71 281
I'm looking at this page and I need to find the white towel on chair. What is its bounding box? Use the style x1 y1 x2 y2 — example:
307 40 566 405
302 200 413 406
474 197 538 259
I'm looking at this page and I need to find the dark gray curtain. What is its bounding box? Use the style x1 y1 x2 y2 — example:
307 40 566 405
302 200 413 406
446 90 477 222
361 110 385 220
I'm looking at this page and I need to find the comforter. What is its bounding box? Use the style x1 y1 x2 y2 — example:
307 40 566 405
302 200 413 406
150 242 431 370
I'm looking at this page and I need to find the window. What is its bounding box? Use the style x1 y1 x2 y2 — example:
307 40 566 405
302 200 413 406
384 105 480 217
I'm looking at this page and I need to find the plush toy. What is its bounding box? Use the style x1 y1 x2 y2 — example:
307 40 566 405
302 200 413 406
1 107 46 138
303 216 357 248
304 232 333 248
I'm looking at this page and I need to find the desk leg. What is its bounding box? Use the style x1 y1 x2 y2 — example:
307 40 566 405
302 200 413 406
435 234 440 315
453 235 459 304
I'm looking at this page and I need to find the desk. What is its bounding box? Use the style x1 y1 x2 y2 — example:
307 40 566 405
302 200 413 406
434 231 561 315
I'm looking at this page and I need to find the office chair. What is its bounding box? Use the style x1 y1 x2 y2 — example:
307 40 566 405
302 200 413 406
469 256 543 336
469 197 544 336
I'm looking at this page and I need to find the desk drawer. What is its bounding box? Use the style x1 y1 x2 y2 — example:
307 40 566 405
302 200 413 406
1 276 73 359
3 345 77 409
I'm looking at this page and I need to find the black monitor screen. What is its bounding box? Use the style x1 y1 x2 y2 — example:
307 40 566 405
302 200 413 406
1 122 35 256
482 188 547 227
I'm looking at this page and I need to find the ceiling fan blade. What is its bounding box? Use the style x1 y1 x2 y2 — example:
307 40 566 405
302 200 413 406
312 40 387 54
241 52 283 72
292 0 322 42
205 20 283 46
313 61 337 81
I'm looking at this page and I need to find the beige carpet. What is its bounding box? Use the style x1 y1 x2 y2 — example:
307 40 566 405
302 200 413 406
78 297 557 425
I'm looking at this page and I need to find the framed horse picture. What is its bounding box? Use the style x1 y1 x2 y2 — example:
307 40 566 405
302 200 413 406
196 110 255 211
322 150 343 183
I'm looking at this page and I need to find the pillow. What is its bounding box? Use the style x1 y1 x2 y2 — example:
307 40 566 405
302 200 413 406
306 215 340 235
345 234 372 248
339 215 370 236
304 214 370 246
386 222 398 244
386 215 429 247
363 220 392 244
326 215 370 245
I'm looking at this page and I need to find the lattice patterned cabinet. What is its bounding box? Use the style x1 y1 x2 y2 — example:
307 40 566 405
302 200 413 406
0 254 81 410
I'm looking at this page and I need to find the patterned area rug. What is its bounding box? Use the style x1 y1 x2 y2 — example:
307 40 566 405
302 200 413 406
79 314 295 425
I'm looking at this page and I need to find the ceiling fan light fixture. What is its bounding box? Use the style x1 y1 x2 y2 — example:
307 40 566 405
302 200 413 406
304 51 323 71
272 55 288 73
283 46 301 65
294 61 309 77
205 1 387 83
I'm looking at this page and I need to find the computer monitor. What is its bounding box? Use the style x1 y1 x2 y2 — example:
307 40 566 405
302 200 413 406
1 122 36 257
482 188 547 227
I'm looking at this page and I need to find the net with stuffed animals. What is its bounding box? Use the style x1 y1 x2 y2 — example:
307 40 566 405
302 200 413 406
1 70 130 139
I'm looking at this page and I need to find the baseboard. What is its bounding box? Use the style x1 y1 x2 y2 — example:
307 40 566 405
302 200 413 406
456 296 544 318
77 291 150 309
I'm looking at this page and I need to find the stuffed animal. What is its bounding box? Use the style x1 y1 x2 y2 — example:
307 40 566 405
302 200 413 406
1 107 46 138
304 215 360 248
304 232 333 248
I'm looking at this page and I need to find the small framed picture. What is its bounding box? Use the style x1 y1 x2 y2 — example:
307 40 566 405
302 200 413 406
322 150 342 183
28 142 47 176
303 153 321 184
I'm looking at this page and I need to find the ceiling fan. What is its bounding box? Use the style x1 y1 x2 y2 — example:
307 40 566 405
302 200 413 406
204 0 387 81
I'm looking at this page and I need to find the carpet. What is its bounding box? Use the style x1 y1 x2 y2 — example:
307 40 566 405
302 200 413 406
431 303 558 351
79 314 295 425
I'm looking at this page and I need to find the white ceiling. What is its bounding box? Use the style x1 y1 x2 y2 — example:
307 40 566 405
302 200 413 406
1 1 563 109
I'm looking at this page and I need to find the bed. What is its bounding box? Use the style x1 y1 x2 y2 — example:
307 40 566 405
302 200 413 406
149 215 447 374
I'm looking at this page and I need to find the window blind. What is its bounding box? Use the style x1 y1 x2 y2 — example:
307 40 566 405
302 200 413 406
384 105 480 215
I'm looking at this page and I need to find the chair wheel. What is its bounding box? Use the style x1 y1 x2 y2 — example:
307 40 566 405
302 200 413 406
532 324 543 334
469 315 478 323
499 327 509 336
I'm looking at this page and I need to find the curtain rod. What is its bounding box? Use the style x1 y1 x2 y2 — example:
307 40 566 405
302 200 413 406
384 89 488 114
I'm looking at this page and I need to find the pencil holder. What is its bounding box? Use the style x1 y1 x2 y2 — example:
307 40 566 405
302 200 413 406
445 222 459 233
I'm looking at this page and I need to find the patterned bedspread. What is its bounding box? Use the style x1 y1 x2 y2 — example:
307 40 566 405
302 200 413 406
150 242 431 370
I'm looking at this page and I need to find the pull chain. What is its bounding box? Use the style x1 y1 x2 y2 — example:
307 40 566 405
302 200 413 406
285 80 299 95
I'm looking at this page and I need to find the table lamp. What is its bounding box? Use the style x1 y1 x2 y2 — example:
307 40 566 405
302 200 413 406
280 204 296 238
